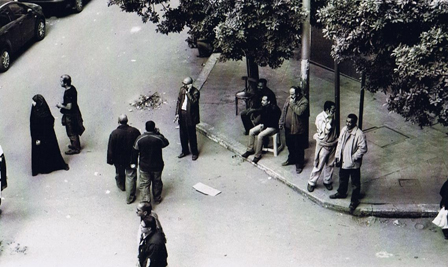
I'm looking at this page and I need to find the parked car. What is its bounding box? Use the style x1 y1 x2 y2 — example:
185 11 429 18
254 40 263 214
18 0 84 14
0 0 45 72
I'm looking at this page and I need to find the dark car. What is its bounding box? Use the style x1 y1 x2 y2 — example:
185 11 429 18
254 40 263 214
18 0 84 13
0 0 45 72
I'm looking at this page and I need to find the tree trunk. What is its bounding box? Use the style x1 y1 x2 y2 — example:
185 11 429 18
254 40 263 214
245 56 259 94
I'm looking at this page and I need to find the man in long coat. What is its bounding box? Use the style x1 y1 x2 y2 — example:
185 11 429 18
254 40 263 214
174 77 200 161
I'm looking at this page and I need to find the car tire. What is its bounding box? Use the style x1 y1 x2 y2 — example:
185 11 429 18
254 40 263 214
35 19 46 41
73 0 83 13
0 48 11 72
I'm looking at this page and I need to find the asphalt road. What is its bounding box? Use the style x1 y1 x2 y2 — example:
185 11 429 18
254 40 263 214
1 0 448 266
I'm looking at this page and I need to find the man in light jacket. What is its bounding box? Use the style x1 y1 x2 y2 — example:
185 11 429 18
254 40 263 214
307 101 338 192
329 114 368 213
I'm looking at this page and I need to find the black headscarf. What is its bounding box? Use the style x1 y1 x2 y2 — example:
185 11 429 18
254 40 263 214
31 94 53 120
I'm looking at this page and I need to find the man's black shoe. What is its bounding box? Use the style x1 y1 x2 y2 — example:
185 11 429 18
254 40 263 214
192 154 198 161
329 192 347 199
296 168 303 174
307 184 315 192
349 200 360 213
252 156 261 164
127 195 136 205
241 151 255 158
65 149 80 155
282 160 293 166
178 152 190 158
324 183 333 190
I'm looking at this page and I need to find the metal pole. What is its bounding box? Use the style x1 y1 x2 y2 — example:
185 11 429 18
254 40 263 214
334 61 340 134
301 0 311 147
359 72 366 129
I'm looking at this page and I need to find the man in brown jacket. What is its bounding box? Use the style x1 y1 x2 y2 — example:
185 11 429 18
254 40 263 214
279 86 309 174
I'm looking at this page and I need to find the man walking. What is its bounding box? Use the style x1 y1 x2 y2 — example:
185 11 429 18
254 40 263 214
307 101 338 192
329 114 368 213
107 114 141 204
175 77 200 161
56 74 85 155
132 121 169 204
136 201 164 234
242 95 281 164
279 86 309 174
137 204 168 267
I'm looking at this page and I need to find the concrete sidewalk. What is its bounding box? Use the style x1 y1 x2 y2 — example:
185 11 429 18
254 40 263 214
194 53 447 218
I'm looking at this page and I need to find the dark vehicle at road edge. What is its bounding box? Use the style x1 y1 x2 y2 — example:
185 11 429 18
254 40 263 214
0 0 45 72
18 0 84 14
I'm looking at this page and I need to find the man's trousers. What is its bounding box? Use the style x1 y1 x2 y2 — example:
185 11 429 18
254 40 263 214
139 170 163 203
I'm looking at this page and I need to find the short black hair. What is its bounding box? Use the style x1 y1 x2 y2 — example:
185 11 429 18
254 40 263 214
348 113 358 124
257 78 267 87
139 201 152 213
145 121 155 131
145 215 157 230
324 101 335 111
61 74 72 86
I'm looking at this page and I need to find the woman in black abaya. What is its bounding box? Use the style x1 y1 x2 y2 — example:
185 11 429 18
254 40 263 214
30 94 69 176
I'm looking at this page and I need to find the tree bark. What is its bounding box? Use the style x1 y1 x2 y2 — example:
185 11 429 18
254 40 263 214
245 56 259 94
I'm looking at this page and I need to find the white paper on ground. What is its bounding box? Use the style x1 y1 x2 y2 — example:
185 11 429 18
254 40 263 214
193 182 221 196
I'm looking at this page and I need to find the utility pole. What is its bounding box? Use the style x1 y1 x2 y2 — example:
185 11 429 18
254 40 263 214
334 61 340 134
301 0 311 147
359 72 366 129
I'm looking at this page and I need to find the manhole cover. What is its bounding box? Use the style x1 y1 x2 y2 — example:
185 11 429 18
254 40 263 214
364 126 409 148
399 179 420 187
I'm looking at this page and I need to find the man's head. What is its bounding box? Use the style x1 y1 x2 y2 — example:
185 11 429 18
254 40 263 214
118 114 128 125
145 121 156 132
346 113 358 130
256 79 267 91
182 77 193 90
289 86 301 101
324 101 336 116
261 95 270 107
60 74 72 87
136 201 152 219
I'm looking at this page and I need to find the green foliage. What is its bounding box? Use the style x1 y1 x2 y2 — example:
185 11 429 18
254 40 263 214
318 0 448 126
108 0 306 69
214 0 305 68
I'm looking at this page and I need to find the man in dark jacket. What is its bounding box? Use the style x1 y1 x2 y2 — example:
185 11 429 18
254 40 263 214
242 95 281 164
279 86 309 174
107 114 141 204
175 77 200 161
132 121 169 204
240 79 277 135
0 145 7 211
56 74 85 155
137 210 168 267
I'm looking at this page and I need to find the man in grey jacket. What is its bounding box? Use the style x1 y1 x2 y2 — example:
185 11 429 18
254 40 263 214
329 114 368 213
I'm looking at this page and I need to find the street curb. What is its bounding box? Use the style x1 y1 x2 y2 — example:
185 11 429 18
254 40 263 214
195 55 440 218
195 53 220 91
197 122 439 218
